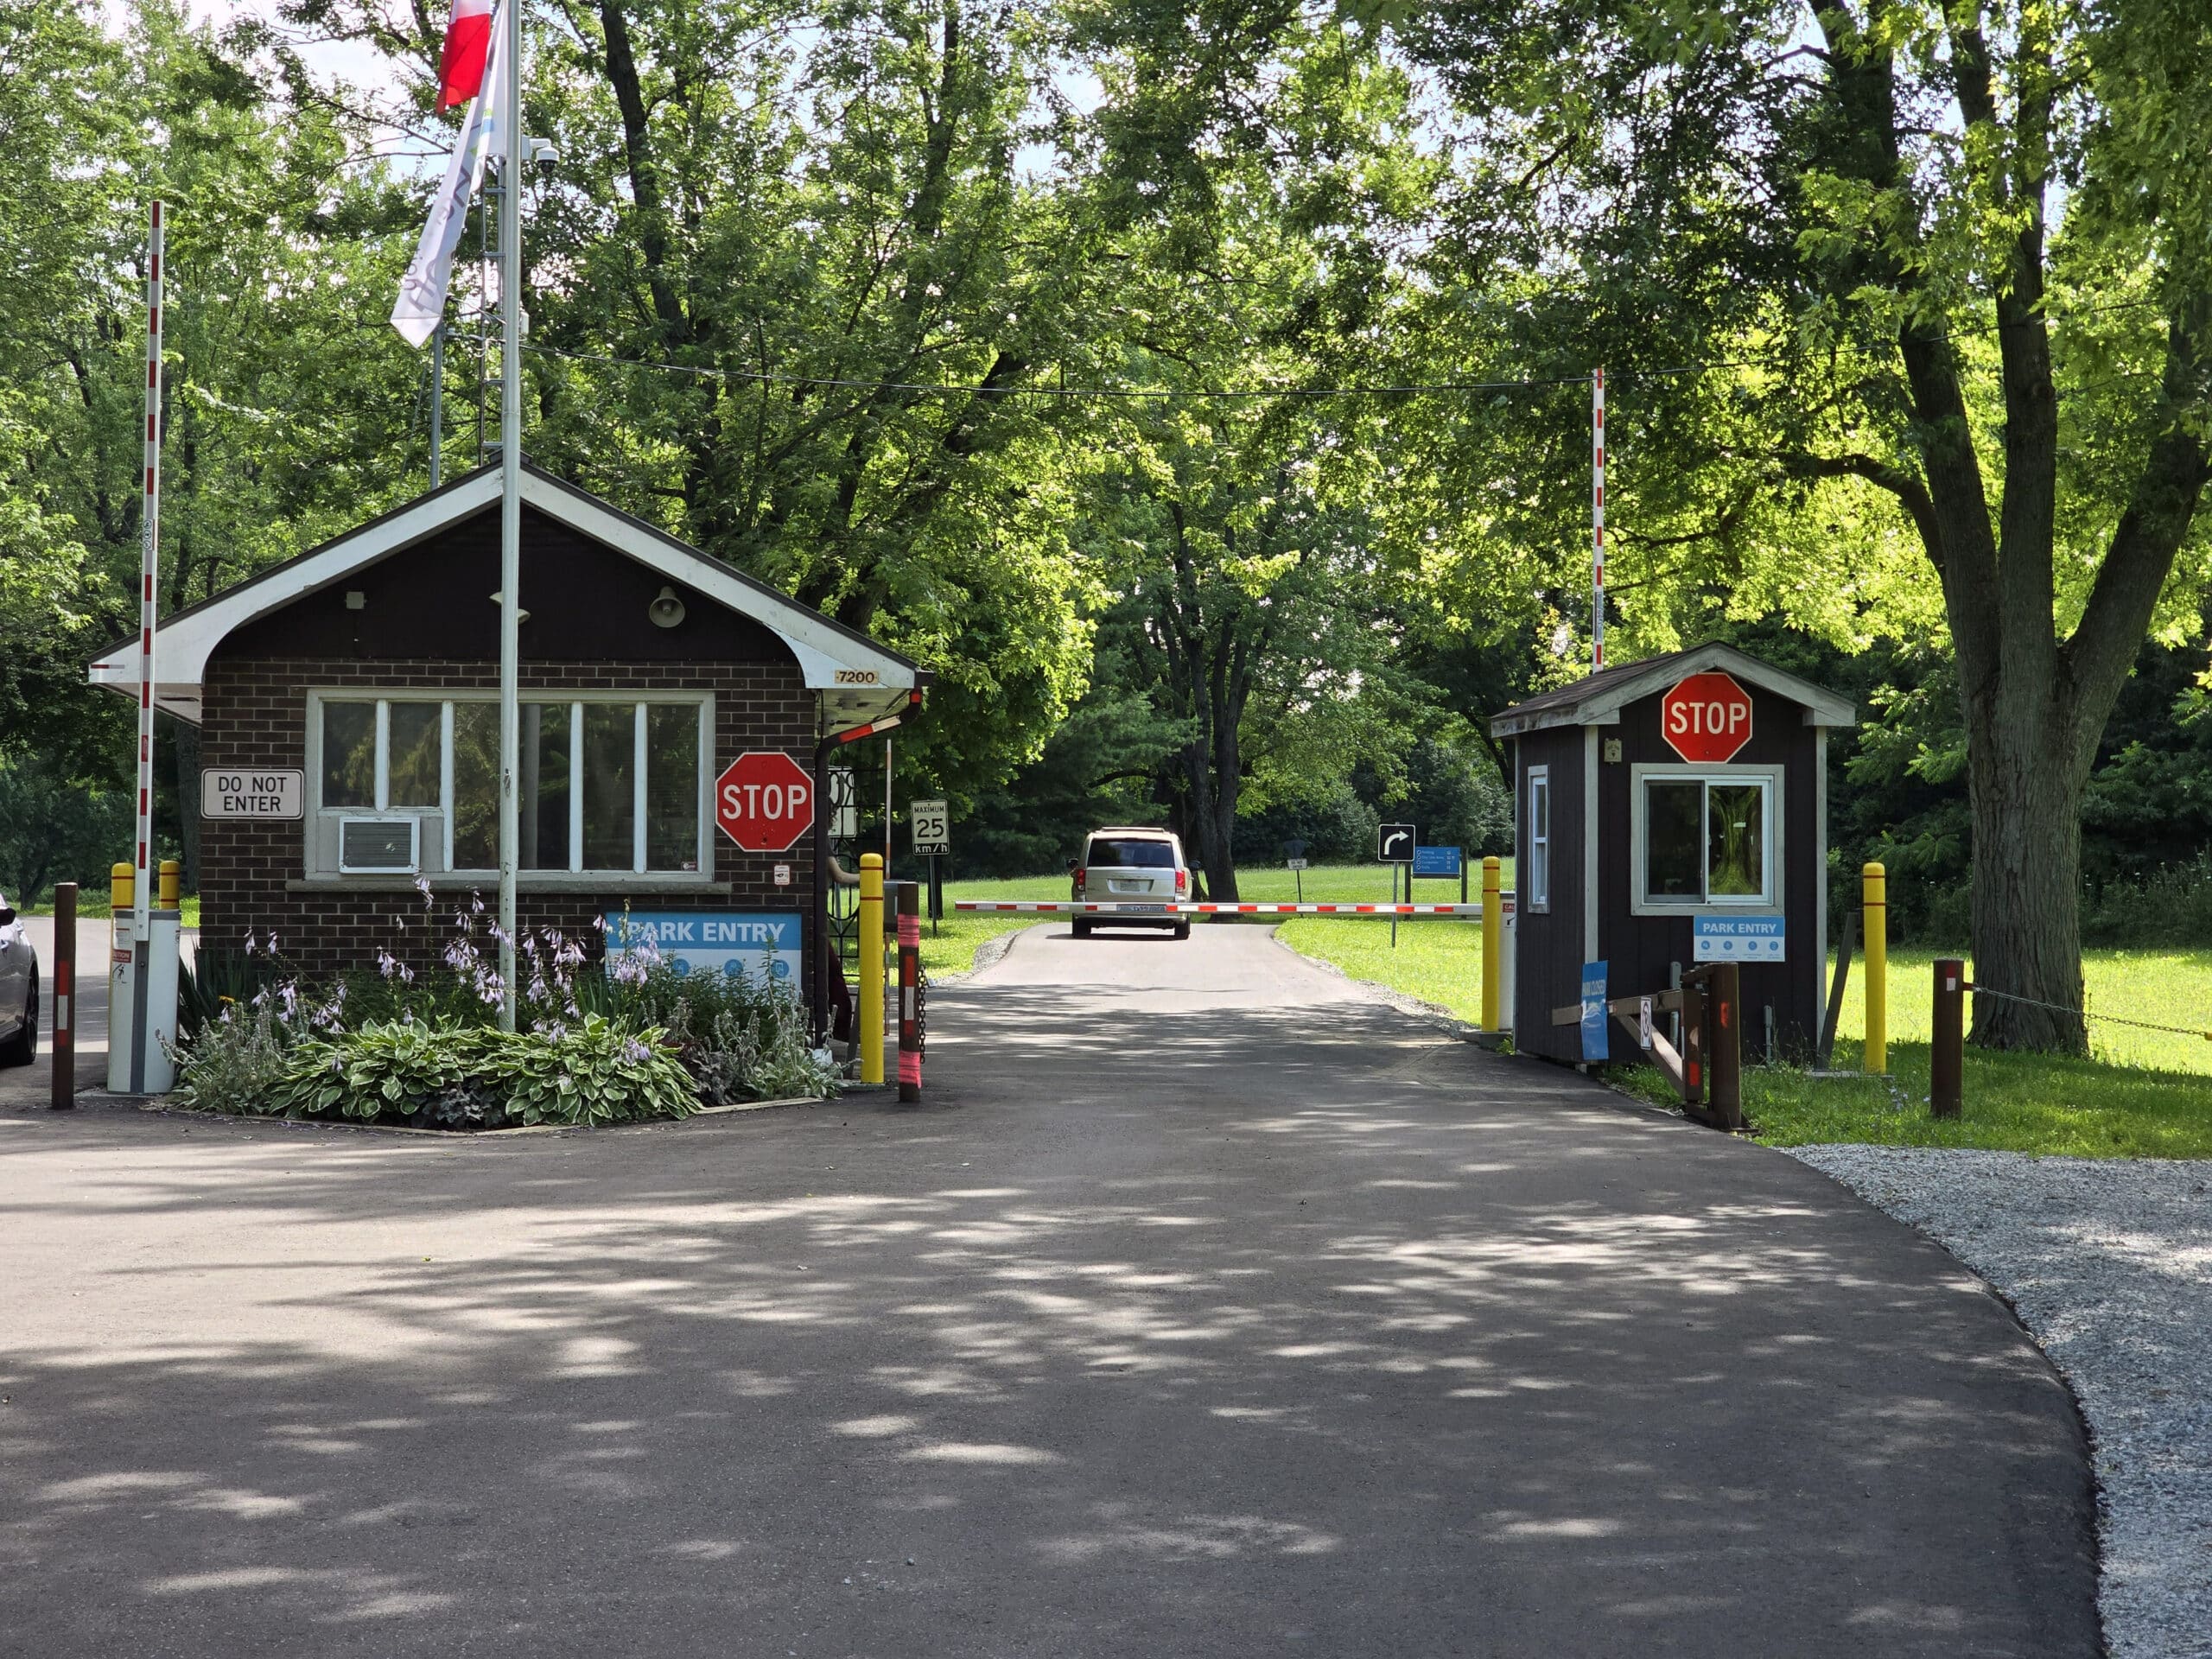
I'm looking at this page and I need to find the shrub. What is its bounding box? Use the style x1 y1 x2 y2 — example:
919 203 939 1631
245 1014 698 1129
170 999 299 1116
612 960 837 1103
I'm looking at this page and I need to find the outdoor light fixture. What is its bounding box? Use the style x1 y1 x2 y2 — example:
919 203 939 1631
649 586 687 629
487 590 531 624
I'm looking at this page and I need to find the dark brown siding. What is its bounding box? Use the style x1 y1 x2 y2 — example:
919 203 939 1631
220 505 792 666
1596 683 1823 1056
1513 727 1587 1062
197 654 818 988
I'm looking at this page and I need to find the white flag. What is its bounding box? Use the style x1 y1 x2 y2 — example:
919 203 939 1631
391 2 507 349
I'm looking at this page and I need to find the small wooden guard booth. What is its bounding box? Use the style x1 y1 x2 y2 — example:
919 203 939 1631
87 461 925 1022
1490 644 1853 1066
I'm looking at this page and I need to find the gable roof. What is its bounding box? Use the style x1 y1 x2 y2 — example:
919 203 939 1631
89 461 924 723
1489 643 1854 738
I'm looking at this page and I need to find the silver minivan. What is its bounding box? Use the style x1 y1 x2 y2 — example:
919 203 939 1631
1070 828 1191 939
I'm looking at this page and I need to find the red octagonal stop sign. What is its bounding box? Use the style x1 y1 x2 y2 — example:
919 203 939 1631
715 751 813 851
1661 672 1755 764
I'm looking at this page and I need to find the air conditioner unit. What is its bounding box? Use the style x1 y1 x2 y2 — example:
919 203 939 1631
339 817 421 874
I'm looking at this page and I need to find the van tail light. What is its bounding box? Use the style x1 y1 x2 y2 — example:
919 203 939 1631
1175 868 1188 897
1073 868 1086 897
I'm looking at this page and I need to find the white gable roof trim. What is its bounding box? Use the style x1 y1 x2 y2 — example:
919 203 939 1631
89 465 919 719
1491 642 1855 736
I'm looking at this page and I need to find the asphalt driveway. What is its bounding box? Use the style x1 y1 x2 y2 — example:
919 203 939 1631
0 923 2098 1656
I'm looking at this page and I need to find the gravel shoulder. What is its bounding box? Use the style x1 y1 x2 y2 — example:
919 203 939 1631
1788 1146 2212 1659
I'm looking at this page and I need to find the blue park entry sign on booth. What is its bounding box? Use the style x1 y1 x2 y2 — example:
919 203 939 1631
604 911 804 984
1411 844 1463 879
1580 961 1609 1062
1694 914 1786 963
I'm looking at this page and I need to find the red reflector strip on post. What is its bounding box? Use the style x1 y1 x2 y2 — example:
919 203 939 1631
950 901 1485 916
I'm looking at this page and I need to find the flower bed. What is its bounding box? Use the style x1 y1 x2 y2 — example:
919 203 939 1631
170 889 837 1128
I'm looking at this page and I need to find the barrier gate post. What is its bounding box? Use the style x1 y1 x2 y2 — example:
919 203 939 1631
1480 856 1503 1033
897 881 922 1103
1930 957 1965 1119
1863 861 1888 1074
858 854 885 1084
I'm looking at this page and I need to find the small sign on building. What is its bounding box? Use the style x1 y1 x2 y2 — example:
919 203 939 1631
1580 961 1610 1061
605 910 803 983
200 768 303 820
1694 914 1785 963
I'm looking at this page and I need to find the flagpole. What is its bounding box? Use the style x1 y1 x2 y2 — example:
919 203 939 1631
495 0 523 1029
1591 365 1605 675
132 200 164 1092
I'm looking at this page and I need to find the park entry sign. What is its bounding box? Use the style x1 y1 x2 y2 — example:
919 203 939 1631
1661 671 1754 764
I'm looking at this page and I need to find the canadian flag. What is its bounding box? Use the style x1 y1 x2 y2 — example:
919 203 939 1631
393 1 507 346
436 0 494 110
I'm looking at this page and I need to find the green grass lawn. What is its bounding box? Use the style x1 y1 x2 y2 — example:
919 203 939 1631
25 894 202 927
917 911 1050 980
1267 923 2212 1159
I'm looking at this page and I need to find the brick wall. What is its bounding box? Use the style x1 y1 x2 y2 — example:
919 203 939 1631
199 655 817 986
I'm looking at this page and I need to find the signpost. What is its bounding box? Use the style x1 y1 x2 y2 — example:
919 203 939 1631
1284 837 1308 902
910 798 949 931
715 752 813 852
1378 823 1415 948
1580 961 1610 1062
1660 671 1755 764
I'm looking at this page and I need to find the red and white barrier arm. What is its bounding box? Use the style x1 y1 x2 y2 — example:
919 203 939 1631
953 901 1485 917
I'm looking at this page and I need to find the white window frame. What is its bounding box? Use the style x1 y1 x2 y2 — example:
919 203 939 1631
1525 766 1550 912
304 690 715 886
1628 761 1783 915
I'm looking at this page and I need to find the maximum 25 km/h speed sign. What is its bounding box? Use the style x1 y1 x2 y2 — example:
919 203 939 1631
1377 822 1416 863
910 798 950 857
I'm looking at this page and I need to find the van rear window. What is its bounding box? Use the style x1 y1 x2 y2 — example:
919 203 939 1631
1087 838 1175 868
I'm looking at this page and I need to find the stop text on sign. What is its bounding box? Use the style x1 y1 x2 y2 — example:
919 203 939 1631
1660 671 1754 764
715 751 814 852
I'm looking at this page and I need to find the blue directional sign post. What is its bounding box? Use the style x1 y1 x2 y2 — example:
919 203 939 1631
1411 842 1465 903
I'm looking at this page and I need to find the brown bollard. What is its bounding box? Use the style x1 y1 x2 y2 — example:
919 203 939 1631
1708 963 1744 1131
896 881 922 1103
51 881 76 1108
1931 957 1965 1119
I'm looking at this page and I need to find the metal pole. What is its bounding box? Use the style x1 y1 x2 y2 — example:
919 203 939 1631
1709 963 1743 1131
1592 366 1605 674
1862 861 1888 1074
52 882 75 1108
884 735 893 873
494 0 523 1032
1931 957 1965 1119
429 322 444 488
859 854 885 1084
131 199 164 1095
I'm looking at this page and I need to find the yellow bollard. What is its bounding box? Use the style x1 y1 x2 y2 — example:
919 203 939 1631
158 859 180 908
1481 855 1503 1032
1863 861 1887 1074
859 853 885 1084
111 861 133 913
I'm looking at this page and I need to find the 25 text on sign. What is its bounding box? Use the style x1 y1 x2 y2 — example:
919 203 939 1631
1660 672 1754 765
715 752 813 853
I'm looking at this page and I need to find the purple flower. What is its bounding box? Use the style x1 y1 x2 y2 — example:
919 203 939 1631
620 1038 653 1066
242 930 257 956
414 874 434 907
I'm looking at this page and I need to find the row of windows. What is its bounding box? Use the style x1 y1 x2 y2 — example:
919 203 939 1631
316 696 707 875
1522 764 1776 912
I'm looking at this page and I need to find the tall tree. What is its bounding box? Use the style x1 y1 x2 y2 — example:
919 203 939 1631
1392 0 2212 1050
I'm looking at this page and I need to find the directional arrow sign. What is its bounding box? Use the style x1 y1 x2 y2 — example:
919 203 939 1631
1378 822 1416 863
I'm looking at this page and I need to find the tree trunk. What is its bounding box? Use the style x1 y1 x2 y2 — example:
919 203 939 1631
1961 690 2088 1051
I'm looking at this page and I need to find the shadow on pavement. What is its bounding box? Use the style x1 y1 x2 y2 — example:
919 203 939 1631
0 978 2097 1656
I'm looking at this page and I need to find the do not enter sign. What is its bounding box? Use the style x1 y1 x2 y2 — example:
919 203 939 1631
716 752 813 851
1661 671 1755 764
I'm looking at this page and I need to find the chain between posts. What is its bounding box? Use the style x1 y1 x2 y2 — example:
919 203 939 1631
1967 982 2212 1042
